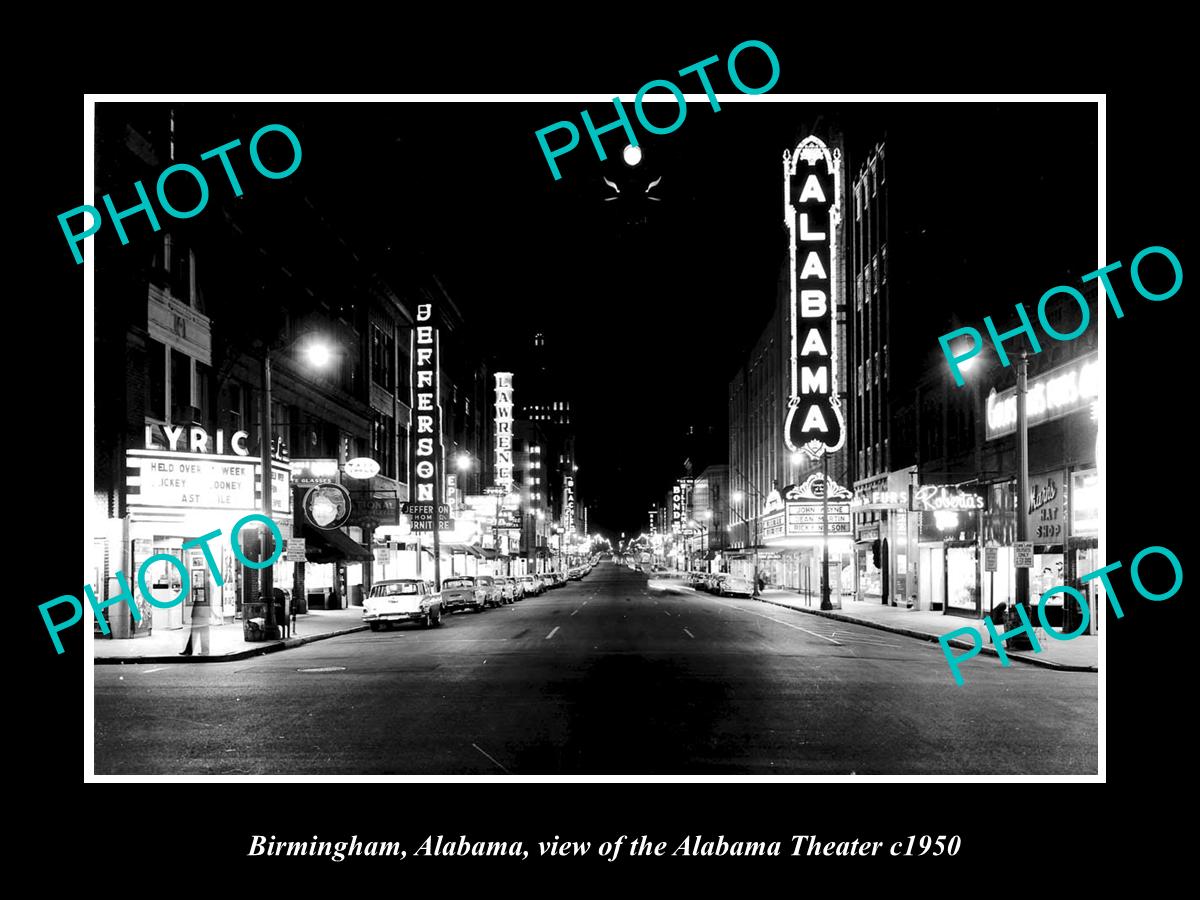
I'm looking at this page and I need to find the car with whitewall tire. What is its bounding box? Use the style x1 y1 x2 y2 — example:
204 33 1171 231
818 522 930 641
363 579 443 630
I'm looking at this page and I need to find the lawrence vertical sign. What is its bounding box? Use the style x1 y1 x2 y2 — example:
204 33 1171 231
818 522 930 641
495 372 514 491
784 134 846 461
409 301 443 531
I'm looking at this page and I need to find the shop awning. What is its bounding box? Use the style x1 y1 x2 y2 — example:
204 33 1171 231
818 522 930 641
305 526 374 563
442 542 483 558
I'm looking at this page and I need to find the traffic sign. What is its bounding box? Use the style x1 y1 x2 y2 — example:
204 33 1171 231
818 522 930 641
1014 542 1034 568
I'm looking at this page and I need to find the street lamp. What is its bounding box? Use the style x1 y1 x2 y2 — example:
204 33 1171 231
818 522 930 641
258 333 333 638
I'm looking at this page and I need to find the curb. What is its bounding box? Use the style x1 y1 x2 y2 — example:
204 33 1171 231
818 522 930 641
753 596 1097 673
93 624 370 665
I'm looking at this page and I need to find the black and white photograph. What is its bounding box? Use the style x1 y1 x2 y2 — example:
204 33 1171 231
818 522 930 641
74 89 1135 778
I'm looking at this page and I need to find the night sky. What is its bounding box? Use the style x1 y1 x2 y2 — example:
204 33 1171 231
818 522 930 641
162 99 1097 538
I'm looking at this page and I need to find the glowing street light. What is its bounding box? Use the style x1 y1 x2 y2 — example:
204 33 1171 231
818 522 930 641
456 453 472 471
305 341 333 368
622 143 642 166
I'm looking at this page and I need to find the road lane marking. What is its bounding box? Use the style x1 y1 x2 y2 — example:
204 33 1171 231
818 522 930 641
472 743 510 774
710 598 843 645
571 608 580 616
663 610 671 616
141 667 168 674
683 628 695 639
546 626 560 640
582 600 588 606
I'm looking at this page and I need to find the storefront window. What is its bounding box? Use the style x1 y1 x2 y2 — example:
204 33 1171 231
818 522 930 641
945 545 979 615
1072 469 1099 536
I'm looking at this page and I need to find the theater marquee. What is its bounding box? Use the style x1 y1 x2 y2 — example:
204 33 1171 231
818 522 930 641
783 134 846 462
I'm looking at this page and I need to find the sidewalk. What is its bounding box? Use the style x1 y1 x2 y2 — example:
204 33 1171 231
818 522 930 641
93 608 367 664
754 590 1097 672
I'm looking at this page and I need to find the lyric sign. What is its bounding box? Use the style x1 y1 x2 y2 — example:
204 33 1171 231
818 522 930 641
784 134 846 461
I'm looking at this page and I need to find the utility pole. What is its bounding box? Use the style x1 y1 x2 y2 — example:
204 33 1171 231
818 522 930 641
820 450 832 610
259 353 278 637
1011 351 1033 648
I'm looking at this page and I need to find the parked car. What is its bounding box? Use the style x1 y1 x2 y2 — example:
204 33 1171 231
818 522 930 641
687 572 708 590
517 575 539 597
363 579 442 630
494 577 516 604
439 576 489 613
720 575 754 598
510 577 526 601
475 575 502 607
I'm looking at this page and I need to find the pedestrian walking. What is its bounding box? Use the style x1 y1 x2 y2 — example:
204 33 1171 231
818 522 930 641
180 590 212 656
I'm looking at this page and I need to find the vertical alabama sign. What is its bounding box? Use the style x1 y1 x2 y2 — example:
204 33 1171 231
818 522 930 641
408 301 444 530
783 134 845 461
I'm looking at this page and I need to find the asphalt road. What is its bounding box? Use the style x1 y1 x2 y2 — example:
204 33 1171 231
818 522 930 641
94 561 1097 774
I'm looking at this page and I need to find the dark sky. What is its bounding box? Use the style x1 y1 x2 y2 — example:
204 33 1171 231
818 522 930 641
163 99 1097 538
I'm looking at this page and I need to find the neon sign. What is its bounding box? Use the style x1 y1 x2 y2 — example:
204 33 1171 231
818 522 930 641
912 485 985 512
783 134 845 461
985 352 1099 440
408 301 443 530
494 372 514 491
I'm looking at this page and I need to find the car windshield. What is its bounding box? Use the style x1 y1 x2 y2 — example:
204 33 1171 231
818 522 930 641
374 582 419 596
442 578 473 589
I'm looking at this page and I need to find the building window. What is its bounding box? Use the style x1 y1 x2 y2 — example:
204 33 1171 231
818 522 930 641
170 349 191 421
195 361 211 423
371 324 395 389
372 414 395 477
227 383 245 433
147 338 167 421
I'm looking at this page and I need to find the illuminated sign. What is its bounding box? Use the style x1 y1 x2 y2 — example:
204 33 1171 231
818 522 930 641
912 485 985 512
783 134 845 461
672 483 683 532
783 474 852 502
408 301 443 531
343 457 381 480
145 423 250 457
850 490 907 510
495 372 514 491
1027 470 1067 543
291 458 338 487
762 488 785 515
985 351 1099 440
303 483 351 530
127 449 290 514
565 474 576 532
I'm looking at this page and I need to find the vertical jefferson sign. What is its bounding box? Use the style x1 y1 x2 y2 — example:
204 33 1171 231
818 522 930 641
783 134 845 461
408 301 443 531
495 372 515 492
